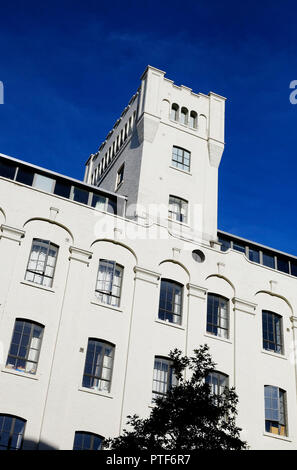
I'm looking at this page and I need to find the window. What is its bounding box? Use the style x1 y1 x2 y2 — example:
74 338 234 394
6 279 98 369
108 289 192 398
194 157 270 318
25 239 58 288
277 256 289 274
180 107 188 125
92 194 116 214
95 259 123 307
232 241 246 254
171 146 190 172
33 173 55 193
264 386 287 436
218 237 231 252
248 247 260 263
6 320 44 374
168 196 188 224
72 186 89 204
0 415 26 450
73 431 104 450
207 294 229 339
170 103 179 121
82 339 115 393
206 371 229 395
0 160 17 179
152 357 177 401
262 311 283 354
263 251 275 269
158 279 183 325
189 111 197 128
116 164 124 189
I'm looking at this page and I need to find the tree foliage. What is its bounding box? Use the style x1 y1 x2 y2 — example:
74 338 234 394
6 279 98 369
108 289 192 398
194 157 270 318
104 345 247 451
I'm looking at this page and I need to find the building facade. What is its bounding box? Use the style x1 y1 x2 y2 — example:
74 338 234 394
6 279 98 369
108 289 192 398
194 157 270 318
0 66 297 450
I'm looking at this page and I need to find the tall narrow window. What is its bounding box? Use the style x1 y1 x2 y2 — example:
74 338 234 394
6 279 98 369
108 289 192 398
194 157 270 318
168 196 188 224
158 279 183 325
0 415 26 450
152 357 177 401
25 239 58 288
262 311 283 354
264 386 287 436
6 319 44 375
189 111 197 128
116 164 124 189
73 431 104 450
170 103 179 121
95 259 123 307
206 371 229 395
180 107 188 125
171 146 190 172
207 294 229 339
82 339 115 392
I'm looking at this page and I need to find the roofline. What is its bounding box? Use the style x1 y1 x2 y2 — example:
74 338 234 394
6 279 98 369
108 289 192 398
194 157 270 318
0 153 127 200
218 229 297 261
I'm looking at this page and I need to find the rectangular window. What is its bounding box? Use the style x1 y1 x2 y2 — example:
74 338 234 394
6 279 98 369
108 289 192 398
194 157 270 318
95 259 123 307
218 237 231 252
25 239 58 288
168 196 188 224
291 261 297 277
54 179 71 198
152 357 177 401
262 310 283 354
158 279 183 325
232 241 246 253
171 146 190 172
0 160 17 180
265 386 287 436
262 251 275 269
248 247 260 263
277 256 289 274
6 320 44 375
116 164 124 189
16 166 34 186
33 173 55 193
82 339 115 392
72 186 89 204
207 294 229 339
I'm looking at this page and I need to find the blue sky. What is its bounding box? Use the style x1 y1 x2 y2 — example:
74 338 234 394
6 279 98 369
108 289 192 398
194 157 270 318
1 0 297 254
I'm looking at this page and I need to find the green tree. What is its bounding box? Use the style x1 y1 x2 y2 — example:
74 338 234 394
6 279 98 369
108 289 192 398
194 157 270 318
105 345 247 450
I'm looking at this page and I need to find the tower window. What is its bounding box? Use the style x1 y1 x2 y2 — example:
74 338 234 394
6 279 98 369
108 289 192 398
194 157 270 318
180 107 188 125
189 111 197 128
116 164 125 190
168 195 188 224
170 103 179 121
171 146 190 172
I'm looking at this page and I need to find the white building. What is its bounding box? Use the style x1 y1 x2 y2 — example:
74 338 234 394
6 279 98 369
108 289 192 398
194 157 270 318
0 66 296 450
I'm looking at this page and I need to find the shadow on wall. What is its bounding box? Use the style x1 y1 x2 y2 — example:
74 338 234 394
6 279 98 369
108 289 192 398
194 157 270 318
22 439 58 450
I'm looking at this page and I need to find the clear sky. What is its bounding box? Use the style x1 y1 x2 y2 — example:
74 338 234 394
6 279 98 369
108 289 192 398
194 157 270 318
1 0 297 254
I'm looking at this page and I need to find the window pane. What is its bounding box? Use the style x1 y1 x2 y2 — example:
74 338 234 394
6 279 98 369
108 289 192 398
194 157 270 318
233 242 245 253
73 187 89 204
263 252 275 269
33 174 54 192
249 248 260 263
277 257 289 274
54 179 71 198
0 160 17 179
16 167 34 186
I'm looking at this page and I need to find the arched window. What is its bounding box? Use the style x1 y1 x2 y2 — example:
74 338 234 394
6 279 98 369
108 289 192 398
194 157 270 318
172 146 190 172
207 293 229 339
6 319 44 375
170 103 179 121
0 415 26 450
73 431 104 450
206 371 229 395
189 111 197 128
82 339 115 393
158 279 183 325
25 239 59 288
152 356 178 401
180 107 188 125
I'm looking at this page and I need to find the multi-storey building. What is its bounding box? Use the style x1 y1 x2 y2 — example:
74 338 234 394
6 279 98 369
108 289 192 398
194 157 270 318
0 66 296 450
